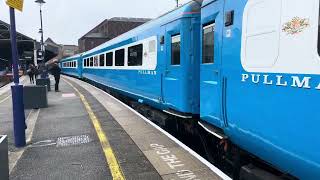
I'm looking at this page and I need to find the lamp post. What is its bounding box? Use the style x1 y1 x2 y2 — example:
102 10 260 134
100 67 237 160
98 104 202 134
35 0 46 63
35 0 48 78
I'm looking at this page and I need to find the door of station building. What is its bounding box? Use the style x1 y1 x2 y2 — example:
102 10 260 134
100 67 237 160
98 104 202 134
200 0 225 128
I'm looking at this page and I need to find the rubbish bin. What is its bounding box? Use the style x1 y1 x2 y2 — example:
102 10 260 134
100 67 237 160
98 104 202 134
36 78 51 91
0 135 9 180
24 85 48 109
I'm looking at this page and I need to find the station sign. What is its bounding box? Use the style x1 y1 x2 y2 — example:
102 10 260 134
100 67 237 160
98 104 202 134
6 0 24 12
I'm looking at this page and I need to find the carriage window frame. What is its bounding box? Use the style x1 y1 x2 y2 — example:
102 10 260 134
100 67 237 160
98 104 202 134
94 56 99 67
202 23 215 64
171 34 181 65
128 44 143 66
99 54 105 67
115 49 125 66
90 57 94 67
106 52 113 66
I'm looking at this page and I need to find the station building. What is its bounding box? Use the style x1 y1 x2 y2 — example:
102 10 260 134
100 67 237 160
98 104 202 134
78 17 151 53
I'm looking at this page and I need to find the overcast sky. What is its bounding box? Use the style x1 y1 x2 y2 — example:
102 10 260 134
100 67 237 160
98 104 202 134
0 0 188 45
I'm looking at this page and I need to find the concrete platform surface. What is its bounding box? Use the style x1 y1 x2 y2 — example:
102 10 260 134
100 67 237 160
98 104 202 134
0 75 230 180
64 76 230 180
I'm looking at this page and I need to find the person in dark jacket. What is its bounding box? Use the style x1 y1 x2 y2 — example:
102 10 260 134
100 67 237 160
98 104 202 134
27 64 36 84
50 62 61 92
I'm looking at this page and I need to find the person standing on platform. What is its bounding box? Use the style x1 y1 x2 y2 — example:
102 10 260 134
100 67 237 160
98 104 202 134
50 62 61 92
27 64 35 84
34 66 39 81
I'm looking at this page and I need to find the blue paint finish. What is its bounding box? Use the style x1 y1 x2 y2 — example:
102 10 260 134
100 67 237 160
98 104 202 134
63 1 201 115
200 0 225 128
60 54 82 78
201 0 320 179
60 0 320 178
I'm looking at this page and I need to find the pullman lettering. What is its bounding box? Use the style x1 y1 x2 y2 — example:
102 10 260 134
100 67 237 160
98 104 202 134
242 73 319 90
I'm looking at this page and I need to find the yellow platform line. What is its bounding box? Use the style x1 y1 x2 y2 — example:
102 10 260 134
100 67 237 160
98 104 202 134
64 79 125 180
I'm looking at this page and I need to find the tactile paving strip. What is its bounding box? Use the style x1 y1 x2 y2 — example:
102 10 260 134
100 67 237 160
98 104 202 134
56 135 92 147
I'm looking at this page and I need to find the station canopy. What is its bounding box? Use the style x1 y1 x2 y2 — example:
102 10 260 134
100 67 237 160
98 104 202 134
0 20 58 70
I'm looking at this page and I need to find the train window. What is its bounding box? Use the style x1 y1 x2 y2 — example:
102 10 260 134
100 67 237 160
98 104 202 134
128 44 143 66
115 49 125 66
90 57 94 67
87 59 90 67
106 52 113 66
99 54 105 66
94 56 99 67
171 34 181 65
83 59 86 67
149 40 156 53
203 23 215 64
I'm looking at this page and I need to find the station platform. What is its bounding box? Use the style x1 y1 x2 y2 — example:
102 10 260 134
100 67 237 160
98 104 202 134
0 76 230 180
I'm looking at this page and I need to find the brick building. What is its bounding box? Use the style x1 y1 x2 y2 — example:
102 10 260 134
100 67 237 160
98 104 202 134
78 17 151 53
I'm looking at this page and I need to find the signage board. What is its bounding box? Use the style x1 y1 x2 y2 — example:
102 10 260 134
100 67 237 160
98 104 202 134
6 0 24 12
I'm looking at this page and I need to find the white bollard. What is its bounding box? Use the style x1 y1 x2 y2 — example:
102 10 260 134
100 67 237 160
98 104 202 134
0 135 9 180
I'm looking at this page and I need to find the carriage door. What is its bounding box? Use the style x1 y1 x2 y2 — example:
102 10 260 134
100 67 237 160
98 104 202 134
162 20 183 111
200 0 225 128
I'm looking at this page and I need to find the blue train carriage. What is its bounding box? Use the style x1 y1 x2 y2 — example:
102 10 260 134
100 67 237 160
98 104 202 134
81 1 201 117
60 54 82 78
200 0 320 179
